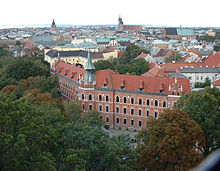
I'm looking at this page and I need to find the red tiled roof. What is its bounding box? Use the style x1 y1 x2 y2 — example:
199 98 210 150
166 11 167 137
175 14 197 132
202 51 220 67
135 53 148 59
54 61 85 82
96 70 190 95
212 79 220 86
54 61 191 95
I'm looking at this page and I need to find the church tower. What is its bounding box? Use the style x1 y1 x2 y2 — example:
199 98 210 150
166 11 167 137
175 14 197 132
51 19 57 34
84 51 96 86
118 15 124 31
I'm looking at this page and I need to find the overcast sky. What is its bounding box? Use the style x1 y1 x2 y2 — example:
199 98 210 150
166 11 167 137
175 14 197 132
0 0 219 27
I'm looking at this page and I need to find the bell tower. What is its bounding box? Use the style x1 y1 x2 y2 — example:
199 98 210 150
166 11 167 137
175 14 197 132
118 15 124 31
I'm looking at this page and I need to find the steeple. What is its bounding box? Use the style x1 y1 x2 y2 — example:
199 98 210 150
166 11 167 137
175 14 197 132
52 19 55 26
84 50 96 85
118 15 123 25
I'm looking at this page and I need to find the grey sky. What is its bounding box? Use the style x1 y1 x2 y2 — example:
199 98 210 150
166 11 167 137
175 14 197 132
0 0 219 27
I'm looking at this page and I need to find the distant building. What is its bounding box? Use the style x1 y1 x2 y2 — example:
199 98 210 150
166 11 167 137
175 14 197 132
51 53 191 129
118 15 142 32
162 27 196 40
51 19 58 34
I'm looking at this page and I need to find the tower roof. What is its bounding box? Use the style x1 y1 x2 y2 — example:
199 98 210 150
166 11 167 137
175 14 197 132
52 19 55 26
85 51 95 70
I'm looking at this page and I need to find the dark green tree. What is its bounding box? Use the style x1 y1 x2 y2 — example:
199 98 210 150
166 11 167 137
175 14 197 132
0 47 10 57
176 87 220 156
94 60 115 71
130 58 149 76
120 44 149 64
194 77 211 88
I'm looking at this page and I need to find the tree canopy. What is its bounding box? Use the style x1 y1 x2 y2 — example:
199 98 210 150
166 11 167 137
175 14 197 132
165 51 183 63
176 87 220 156
136 108 205 170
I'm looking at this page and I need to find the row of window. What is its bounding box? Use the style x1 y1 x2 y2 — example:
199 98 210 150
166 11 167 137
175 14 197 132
82 94 167 108
105 117 143 127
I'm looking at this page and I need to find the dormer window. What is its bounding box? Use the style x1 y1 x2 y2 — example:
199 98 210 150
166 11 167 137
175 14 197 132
139 80 144 91
103 77 108 88
158 89 164 93
120 79 125 90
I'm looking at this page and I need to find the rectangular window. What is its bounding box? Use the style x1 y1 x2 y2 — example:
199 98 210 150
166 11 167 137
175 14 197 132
131 120 134 126
139 109 142 116
139 120 142 126
123 107 127 114
99 105 102 112
106 116 109 123
116 107 119 113
131 108 134 115
124 118 127 125
89 104 92 110
116 118 120 124
106 106 109 113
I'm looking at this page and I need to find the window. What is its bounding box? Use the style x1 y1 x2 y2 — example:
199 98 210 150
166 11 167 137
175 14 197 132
123 107 127 114
106 95 109 102
116 118 120 124
82 94 85 100
163 101 166 108
146 110 150 117
154 111 158 119
131 97 134 104
196 76 199 80
155 100 158 107
131 108 134 115
116 96 120 102
139 109 142 116
123 97 127 103
146 99 150 106
99 95 102 101
116 106 119 113
106 116 109 123
189 76 192 80
89 94 92 101
131 120 134 126
89 104 92 110
106 105 109 113
124 118 127 125
139 99 142 105
139 120 142 126
201 76 203 80
82 104 85 110
99 105 102 112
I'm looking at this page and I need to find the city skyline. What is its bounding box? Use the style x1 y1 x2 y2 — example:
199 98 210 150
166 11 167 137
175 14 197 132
0 0 220 27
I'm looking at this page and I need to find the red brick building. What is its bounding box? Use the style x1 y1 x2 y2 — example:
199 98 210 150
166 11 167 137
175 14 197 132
52 52 191 129
118 16 142 33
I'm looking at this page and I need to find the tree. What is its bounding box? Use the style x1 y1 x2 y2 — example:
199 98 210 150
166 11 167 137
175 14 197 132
0 93 65 170
115 64 134 75
194 77 211 88
94 60 115 71
136 108 205 170
120 44 149 64
176 87 220 156
165 51 183 63
130 58 149 76
213 44 220 51
0 47 10 57
0 85 16 94
15 41 21 46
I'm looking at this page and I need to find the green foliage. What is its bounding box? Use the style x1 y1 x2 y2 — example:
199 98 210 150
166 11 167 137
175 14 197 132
213 44 220 51
94 60 115 71
194 77 211 88
165 51 183 63
15 41 21 46
130 58 148 76
136 108 205 170
0 93 65 170
176 87 220 156
120 44 149 64
0 47 10 57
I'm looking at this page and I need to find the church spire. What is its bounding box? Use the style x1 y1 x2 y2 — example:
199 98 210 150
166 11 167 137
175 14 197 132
52 19 55 26
84 50 96 85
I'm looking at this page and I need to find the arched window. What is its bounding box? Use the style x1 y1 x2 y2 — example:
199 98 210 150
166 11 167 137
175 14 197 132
89 94 92 101
123 97 127 103
106 116 109 123
155 100 158 107
146 99 150 106
116 96 119 102
131 97 134 104
106 95 109 102
139 98 142 105
154 111 158 119
163 101 166 108
99 95 102 101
